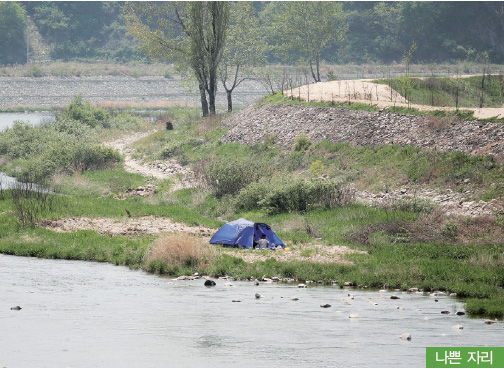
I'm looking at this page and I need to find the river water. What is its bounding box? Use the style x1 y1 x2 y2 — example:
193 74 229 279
1 254 502 368
0 112 55 131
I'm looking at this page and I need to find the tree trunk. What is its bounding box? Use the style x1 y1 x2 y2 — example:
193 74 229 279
309 60 317 83
208 87 216 115
226 89 233 112
199 84 209 117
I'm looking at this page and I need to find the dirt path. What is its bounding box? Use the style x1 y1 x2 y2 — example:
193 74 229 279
285 78 504 119
104 130 196 191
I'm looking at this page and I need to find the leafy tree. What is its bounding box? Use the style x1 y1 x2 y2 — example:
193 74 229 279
124 1 230 117
261 1 347 82
0 2 26 65
219 2 266 112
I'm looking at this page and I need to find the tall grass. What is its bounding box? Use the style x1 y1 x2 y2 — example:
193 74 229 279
144 234 220 275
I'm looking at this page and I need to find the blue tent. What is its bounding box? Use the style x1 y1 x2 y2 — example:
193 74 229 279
209 218 286 249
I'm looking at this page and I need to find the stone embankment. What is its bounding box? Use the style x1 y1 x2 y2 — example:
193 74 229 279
222 104 504 157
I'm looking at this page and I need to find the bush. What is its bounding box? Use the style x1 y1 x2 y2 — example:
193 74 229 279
107 112 143 130
70 145 122 172
236 177 353 214
293 135 312 152
59 94 111 128
0 121 60 159
52 117 93 138
201 157 260 198
26 66 44 77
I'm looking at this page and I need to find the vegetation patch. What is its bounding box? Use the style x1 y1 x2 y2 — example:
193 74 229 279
376 75 504 109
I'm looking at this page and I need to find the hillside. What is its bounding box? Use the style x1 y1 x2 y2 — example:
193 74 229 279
3 2 504 65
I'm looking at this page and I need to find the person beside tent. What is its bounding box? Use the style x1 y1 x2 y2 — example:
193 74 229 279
256 234 269 249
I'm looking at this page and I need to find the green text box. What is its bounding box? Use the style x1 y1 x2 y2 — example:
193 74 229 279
427 347 504 368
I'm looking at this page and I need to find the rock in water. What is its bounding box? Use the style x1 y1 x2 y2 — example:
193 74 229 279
400 333 412 341
320 303 331 308
10 306 22 310
204 279 216 287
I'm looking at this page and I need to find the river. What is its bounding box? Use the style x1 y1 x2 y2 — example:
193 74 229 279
0 112 55 131
1 254 502 368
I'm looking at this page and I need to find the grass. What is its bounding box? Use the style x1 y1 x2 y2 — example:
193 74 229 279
375 75 504 109
0 213 150 267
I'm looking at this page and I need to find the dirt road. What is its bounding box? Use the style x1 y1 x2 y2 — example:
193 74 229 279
284 79 504 119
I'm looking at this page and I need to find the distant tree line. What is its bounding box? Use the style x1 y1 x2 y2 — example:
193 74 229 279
2 1 504 66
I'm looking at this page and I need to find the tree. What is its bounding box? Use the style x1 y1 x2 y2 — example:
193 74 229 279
219 2 266 112
261 2 347 83
124 1 230 117
0 2 26 65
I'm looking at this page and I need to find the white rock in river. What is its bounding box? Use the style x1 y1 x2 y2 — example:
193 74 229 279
400 333 412 341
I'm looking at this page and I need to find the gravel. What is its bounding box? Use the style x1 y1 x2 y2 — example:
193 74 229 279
1 76 268 111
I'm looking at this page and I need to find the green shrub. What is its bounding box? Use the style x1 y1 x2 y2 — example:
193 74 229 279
391 198 435 214
327 71 338 81
285 151 309 171
59 94 111 128
107 112 143 130
203 157 260 198
26 65 43 77
163 69 172 79
70 145 122 172
0 121 60 159
236 177 351 214
233 178 271 210
293 135 312 152
52 117 94 138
